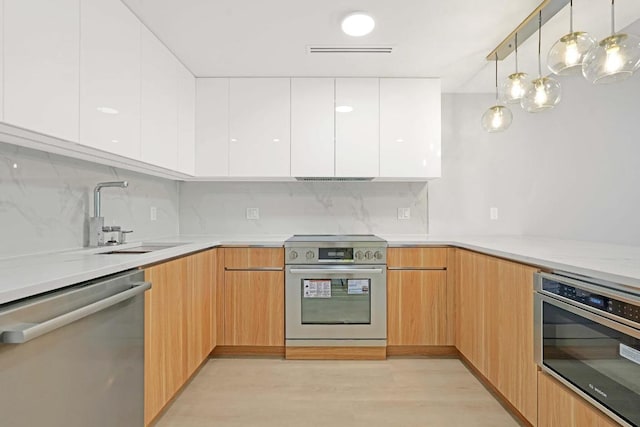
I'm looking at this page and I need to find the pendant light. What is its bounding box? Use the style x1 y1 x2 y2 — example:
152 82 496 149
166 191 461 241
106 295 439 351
482 54 513 133
521 12 561 113
582 0 640 84
502 33 530 103
547 0 596 75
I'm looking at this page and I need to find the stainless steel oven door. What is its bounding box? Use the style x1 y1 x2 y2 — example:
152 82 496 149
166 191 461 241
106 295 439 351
285 265 386 341
534 292 640 427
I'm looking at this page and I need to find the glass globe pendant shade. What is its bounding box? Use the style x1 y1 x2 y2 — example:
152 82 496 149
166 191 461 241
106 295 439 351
547 32 597 75
582 33 640 84
481 105 513 132
521 76 562 113
502 72 531 104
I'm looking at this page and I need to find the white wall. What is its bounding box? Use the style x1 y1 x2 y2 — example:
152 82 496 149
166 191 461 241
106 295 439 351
179 181 428 236
430 74 640 246
0 142 179 258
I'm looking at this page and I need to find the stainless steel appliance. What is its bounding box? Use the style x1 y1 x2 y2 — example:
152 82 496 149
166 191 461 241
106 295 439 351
285 234 387 347
0 269 150 427
534 272 640 427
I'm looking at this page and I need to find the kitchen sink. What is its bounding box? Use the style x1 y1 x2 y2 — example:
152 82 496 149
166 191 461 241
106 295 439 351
96 243 185 255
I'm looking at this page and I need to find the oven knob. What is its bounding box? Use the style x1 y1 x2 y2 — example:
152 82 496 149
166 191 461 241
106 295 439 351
365 250 373 260
374 251 383 260
355 251 364 260
305 250 315 260
289 250 299 260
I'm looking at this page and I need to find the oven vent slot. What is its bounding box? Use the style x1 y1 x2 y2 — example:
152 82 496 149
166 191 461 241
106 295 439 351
307 45 394 54
295 177 374 182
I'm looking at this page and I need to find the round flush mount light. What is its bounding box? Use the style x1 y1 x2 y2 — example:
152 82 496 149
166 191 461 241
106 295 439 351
341 12 375 37
335 105 354 113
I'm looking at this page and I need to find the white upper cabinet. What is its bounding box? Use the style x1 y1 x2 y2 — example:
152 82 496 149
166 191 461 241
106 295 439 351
177 62 196 175
4 0 79 142
141 27 178 171
380 78 441 178
195 78 229 176
335 78 379 177
291 78 335 178
80 0 141 160
228 78 291 177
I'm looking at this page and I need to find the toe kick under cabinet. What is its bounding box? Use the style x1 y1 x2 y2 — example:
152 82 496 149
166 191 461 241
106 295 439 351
386 247 456 356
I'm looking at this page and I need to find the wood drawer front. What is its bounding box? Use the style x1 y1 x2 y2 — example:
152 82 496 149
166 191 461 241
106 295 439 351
387 247 447 269
224 247 284 269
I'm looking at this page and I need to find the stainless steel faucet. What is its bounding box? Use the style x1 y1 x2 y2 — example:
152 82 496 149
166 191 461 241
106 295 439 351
89 181 133 247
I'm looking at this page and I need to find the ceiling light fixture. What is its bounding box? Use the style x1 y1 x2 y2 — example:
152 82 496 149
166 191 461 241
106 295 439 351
547 0 596 76
502 33 530 104
341 12 375 37
582 0 640 84
521 12 561 113
335 105 354 113
481 54 513 133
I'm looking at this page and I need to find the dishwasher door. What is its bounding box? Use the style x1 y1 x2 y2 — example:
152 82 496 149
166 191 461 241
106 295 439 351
0 269 150 427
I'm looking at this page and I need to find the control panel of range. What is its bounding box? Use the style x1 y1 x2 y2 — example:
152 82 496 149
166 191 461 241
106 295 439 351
542 278 640 325
285 246 386 265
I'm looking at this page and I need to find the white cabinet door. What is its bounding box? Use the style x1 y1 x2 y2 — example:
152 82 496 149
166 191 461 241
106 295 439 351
4 0 79 142
335 78 379 177
141 27 178 171
195 78 229 176
177 63 196 175
380 78 441 178
291 78 335 177
80 0 140 159
229 78 290 177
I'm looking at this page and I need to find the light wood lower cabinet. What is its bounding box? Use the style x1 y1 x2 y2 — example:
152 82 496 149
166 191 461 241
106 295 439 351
218 247 285 351
538 372 620 427
455 249 538 426
386 248 454 350
144 249 217 426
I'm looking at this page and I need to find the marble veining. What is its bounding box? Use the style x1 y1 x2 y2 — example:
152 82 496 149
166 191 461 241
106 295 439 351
179 181 428 236
0 142 179 258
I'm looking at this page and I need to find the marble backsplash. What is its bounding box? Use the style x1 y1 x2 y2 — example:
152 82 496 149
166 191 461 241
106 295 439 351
0 142 179 258
179 181 428 236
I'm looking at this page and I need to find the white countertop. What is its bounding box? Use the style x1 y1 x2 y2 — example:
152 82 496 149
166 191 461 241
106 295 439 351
1 234 639 305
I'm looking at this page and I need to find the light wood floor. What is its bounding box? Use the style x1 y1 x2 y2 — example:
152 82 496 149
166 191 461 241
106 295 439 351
156 358 522 427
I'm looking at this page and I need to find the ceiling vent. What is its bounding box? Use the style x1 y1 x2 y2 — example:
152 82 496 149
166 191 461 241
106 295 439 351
307 45 393 54
295 177 374 182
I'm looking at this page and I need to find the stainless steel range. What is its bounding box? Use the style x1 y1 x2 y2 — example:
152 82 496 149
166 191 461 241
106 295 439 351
285 235 387 348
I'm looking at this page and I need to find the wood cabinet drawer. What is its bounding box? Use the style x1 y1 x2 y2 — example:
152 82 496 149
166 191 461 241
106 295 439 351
224 247 284 269
387 247 448 269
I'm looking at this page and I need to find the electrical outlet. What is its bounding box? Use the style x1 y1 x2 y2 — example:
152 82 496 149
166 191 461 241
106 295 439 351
246 207 260 220
150 206 157 221
397 207 411 220
490 207 499 220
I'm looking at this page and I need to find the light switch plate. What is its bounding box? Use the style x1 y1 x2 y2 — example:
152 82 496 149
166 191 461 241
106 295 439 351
246 207 260 220
397 207 411 220
150 206 157 221
490 207 499 220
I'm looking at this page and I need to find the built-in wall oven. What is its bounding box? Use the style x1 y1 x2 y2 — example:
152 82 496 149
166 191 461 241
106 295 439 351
534 272 640 427
285 235 387 347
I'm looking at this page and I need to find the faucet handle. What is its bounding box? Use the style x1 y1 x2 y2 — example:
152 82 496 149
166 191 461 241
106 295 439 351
119 230 133 244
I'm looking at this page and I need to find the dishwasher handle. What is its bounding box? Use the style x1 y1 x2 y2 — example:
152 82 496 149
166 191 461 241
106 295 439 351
0 281 151 344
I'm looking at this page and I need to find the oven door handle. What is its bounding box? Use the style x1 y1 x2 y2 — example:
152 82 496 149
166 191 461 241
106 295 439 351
288 268 384 275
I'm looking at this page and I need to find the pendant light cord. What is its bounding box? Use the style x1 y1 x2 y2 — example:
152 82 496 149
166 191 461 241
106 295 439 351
569 0 573 33
537 11 542 78
494 53 499 102
611 0 615 35
515 33 519 73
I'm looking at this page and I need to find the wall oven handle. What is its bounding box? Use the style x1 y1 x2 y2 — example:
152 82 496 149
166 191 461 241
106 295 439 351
0 281 151 344
288 268 384 275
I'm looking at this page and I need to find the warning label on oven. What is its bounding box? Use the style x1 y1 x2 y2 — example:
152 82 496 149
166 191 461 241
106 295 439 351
303 280 331 298
620 343 640 366
347 279 369 295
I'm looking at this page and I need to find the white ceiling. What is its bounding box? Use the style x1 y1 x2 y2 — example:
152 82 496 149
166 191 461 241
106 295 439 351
121 0 640 92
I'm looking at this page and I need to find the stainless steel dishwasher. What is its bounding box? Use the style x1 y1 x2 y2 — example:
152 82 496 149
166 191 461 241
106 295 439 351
0 269 150 427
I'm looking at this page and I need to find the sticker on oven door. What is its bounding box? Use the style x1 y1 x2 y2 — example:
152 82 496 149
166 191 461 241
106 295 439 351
347 279 369 295
620 343 640 366
303 280 331 298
